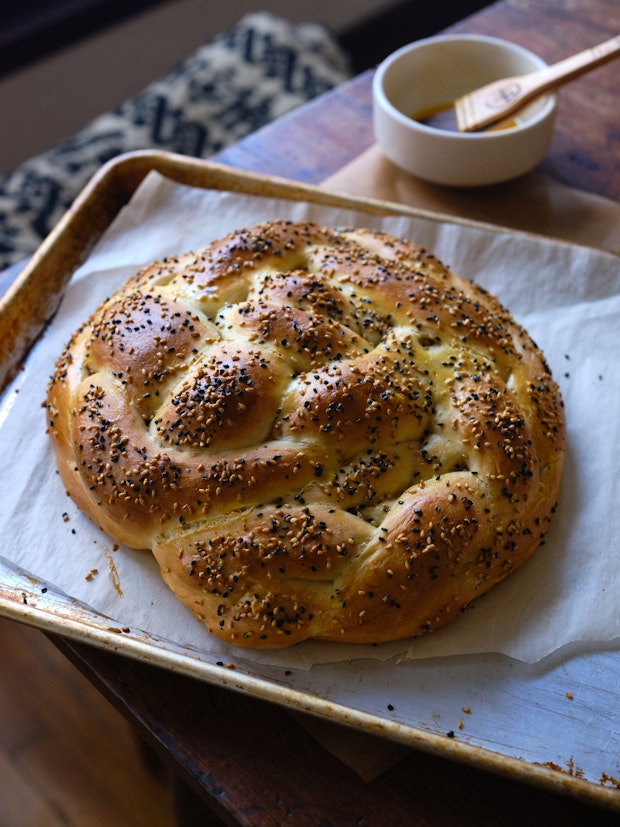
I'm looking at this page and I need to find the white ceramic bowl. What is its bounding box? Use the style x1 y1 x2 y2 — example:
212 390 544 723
372 34 557 187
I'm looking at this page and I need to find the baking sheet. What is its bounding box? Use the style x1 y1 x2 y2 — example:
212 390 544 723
0 154 618 807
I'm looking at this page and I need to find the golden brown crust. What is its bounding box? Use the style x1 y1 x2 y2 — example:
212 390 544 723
45 221 565 648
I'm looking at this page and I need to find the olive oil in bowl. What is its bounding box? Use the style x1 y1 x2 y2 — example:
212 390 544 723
412 102 519 132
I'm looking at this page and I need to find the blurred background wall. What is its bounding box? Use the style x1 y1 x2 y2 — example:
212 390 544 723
0 0 490 175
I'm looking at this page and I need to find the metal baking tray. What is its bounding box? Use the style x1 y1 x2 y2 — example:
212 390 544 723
0 150 618 811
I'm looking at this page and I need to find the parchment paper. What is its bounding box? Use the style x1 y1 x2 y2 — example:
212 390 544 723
1 171 619 671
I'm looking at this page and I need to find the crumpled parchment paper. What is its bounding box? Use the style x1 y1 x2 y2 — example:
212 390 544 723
1 171 619 669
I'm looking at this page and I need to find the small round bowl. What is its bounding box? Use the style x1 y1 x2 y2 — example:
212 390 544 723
372 34 557 187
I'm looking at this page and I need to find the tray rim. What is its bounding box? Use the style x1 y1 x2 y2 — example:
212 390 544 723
0 149 618 811
2 557 617 810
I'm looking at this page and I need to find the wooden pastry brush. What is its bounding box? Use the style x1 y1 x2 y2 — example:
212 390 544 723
455 34 620 132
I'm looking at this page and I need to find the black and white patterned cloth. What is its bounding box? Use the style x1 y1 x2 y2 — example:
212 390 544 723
0 12 351 270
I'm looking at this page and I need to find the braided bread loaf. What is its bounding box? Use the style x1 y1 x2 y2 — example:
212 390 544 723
46 221 565 648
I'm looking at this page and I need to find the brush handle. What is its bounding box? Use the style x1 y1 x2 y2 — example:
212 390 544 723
459 34 620 131
519 35 620 99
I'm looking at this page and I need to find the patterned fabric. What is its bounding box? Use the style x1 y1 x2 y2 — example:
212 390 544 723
0 12 351 269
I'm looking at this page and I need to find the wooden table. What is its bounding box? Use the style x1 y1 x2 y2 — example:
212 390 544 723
217 0 620 200
5 1 620 825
